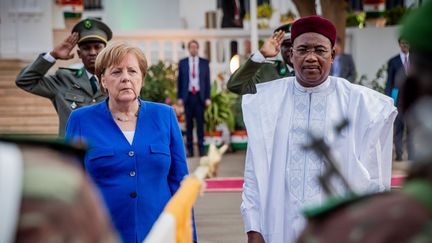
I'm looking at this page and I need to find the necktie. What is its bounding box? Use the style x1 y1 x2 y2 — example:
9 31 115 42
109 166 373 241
90 76 98 94
192 57 196 79
234 0 240 20
404 55 409 73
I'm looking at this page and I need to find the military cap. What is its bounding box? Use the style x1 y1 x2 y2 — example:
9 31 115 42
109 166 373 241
274 23 291 39
72 18 112 45
400 1 432 52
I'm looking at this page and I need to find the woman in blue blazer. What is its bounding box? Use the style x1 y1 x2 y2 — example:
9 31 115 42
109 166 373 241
66 42 195 243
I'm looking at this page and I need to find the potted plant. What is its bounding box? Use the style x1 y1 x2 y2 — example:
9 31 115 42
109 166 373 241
140 61 185 133
346 11 366 28
230 95 247 152
140 61 177 104
257 3 273 29
280 9 296 24
204 81 235 149
384 6 410 26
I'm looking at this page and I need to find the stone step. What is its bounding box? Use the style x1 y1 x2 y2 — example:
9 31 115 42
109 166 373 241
0 96 53 106
0 105 56 116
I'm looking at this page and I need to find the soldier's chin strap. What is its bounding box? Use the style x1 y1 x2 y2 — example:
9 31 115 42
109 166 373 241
0 142 23 243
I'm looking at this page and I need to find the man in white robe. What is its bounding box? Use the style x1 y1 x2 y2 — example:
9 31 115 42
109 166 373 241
240 16 397 243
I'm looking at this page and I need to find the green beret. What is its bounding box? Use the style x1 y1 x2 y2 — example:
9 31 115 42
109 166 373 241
72 18 112 45
400 1 432 52
274 23 291 39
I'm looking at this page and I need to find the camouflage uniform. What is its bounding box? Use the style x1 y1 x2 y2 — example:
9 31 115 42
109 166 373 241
0 138 120 243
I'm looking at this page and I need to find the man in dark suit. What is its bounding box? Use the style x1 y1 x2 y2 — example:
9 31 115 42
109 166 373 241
177 40 211 157
385 37 410 161
330 37 357 82
221 0 246 28
16 18 112 136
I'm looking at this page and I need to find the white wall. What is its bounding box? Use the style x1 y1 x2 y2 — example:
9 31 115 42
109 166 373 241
179 0 217 29
0 0 53 59
346 26 400 82
103 0 181 31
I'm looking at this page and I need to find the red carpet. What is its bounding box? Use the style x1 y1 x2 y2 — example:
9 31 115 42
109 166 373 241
391 175 405 188
204 176 406 192
204 177 244 192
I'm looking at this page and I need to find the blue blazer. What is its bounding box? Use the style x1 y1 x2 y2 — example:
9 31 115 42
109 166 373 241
177 57 211 105
65 98 192 243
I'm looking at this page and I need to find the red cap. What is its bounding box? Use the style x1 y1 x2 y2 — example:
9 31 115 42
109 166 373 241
291 16 337 46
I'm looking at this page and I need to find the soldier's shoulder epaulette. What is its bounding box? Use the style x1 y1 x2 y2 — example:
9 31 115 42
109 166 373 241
302 193 371 219
58 67 85 78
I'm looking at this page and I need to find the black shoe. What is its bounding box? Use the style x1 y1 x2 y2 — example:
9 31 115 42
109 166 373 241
199 149 206 157
186 151 194 158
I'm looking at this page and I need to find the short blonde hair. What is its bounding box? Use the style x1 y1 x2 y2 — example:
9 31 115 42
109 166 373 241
95 41 148 82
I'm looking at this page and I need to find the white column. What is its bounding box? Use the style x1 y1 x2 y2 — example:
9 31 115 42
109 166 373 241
224 39 231 64
198 39 205 57
237 38 244 56
210 39 217 65
145 41 152 65
159 41 165 62
172 40 178 63
250 0 258 52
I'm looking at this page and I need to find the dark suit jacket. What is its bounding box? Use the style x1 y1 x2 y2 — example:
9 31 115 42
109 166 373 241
330 53 357 82
177 57 211 105
385 54 407 101
221 0 246 28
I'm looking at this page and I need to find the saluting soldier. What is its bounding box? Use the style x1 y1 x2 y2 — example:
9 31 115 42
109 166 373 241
227 23 294 95
16 18 112 136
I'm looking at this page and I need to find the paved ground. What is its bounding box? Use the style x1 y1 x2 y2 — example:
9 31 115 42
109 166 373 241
188 150 411 243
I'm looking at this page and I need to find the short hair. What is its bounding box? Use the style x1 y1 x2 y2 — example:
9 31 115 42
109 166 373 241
95 42 148 82
398 37 408 44
188 40 199 49
336 37 343 45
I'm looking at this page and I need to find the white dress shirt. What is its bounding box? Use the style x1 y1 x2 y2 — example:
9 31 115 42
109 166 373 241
188 56 200 92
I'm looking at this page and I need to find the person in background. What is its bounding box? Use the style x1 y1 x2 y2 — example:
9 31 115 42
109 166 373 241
385 37 411 161
221 0 246 28
66 42 195 243
330 37 357 82
16 18 112 137
241 16 396 243
177 40 211 157
227 23 294 95
298 3 432 241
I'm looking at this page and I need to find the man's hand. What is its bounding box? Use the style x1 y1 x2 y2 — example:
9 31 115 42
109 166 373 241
247 231 265 243
177 99 184 107
50 32 79 60
205 99 211 107
259 30 285 58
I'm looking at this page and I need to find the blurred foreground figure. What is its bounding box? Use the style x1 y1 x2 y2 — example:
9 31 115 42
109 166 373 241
0 137 119 243
298 3 432 242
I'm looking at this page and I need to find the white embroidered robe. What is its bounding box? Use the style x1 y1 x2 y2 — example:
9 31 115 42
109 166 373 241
241 76 397 243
